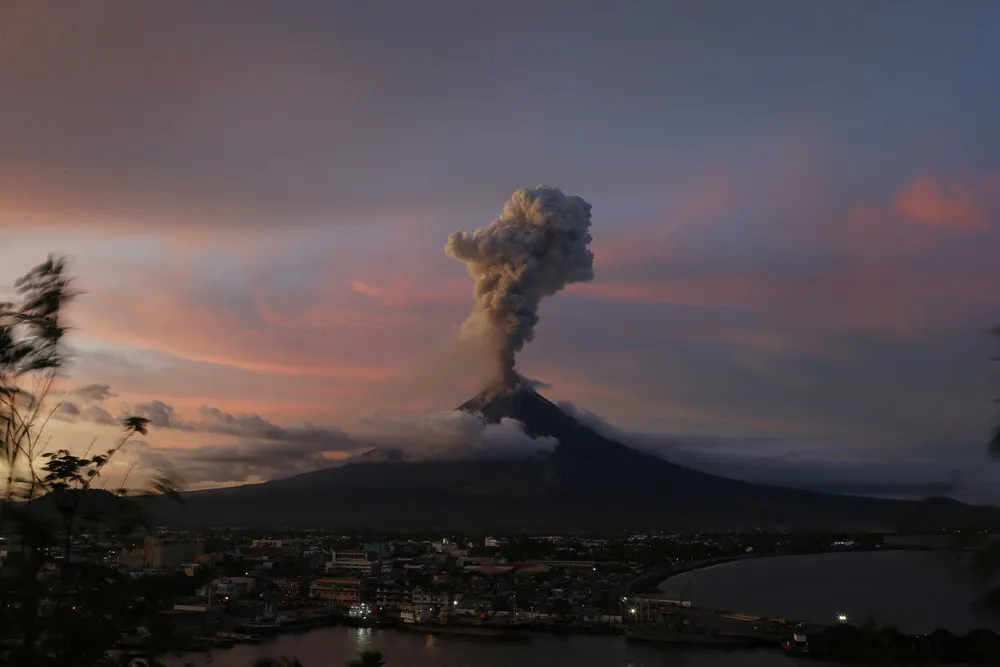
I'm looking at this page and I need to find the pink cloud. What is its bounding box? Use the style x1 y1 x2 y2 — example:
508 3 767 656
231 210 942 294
894 172 1000 229
351 280 386 298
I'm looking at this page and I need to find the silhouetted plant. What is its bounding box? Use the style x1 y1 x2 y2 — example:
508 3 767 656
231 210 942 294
0 255 182 667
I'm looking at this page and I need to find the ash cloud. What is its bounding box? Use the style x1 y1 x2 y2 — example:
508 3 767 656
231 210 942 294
446 186 595 384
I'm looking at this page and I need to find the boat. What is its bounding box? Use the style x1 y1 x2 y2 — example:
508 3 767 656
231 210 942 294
781 632 810 654
242 606 282 634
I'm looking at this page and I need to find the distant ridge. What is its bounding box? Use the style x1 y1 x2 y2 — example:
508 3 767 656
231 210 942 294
155 376 1000 532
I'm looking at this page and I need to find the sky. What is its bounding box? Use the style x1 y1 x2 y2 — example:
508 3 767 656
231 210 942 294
2 0 1000 501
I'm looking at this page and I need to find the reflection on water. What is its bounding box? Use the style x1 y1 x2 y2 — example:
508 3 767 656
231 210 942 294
168 626 827 667
352 627 374 652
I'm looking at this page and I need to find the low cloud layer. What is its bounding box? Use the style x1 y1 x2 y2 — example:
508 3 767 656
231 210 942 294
41 381 1000 501
63 383 553 486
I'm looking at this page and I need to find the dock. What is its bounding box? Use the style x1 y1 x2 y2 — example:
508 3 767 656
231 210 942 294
625 594 826 647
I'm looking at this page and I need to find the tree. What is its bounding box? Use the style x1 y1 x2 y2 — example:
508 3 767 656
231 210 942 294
0 255 181 667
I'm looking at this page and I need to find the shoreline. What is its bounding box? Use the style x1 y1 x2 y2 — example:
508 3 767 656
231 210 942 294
630 545 940 594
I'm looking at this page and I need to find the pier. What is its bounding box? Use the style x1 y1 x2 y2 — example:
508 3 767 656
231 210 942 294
625 594 826 647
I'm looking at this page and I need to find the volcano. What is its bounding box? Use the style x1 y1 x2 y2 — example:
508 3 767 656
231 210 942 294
160 378 1000 532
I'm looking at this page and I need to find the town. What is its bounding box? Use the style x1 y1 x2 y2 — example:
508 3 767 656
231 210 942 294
1 527 886 652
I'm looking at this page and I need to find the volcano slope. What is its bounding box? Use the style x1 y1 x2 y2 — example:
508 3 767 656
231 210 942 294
161 379 999 532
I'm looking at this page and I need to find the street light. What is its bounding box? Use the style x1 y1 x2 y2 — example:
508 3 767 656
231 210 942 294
837 614 848 623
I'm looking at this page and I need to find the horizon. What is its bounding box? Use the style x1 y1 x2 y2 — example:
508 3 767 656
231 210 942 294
2 0 1000 503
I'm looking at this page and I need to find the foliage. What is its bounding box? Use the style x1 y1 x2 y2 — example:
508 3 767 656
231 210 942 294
0 255 180 667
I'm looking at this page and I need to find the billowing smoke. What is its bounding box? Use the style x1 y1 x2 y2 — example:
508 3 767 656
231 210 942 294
446 186 595 384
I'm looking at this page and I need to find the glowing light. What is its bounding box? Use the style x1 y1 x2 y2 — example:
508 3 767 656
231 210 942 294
630 608 637 615
837 614 848 622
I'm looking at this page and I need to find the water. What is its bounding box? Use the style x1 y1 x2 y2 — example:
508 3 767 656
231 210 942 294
168 627 813 667
169 550 997 667
659 550 999 634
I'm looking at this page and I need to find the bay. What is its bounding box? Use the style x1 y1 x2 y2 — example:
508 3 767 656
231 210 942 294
170 550 996 667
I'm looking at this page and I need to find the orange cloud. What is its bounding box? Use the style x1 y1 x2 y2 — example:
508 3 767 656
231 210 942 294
71 264 413 381
894 172 1000 229
351 280 386 298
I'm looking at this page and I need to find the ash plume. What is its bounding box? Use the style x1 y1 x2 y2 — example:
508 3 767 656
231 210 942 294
446 186 595 384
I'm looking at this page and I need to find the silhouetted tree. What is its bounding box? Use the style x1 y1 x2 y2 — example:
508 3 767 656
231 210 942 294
0 255 182 667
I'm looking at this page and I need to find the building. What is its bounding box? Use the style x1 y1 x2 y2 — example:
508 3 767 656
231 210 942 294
251 539 285 549
484 537 500 548
118 537 204 570
204 576 255 601
310 577 361 604
408 588 450 613
326 549 380 575
375 585 405 612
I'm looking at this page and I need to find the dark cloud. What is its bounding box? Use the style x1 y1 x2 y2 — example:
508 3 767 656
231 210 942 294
120 399 350 445
70 383 117 403
53 399 117 426
81 404 117 426
7 0 997 232
625 433 999 504
104 395 553 485
123 400 196 431
128 439 340 487
55 401 81 417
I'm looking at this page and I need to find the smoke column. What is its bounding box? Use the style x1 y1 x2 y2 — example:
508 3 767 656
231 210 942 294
446 186 595 385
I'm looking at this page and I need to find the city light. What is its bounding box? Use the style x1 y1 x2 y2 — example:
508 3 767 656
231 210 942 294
837 614 848 623
630 608 637 615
